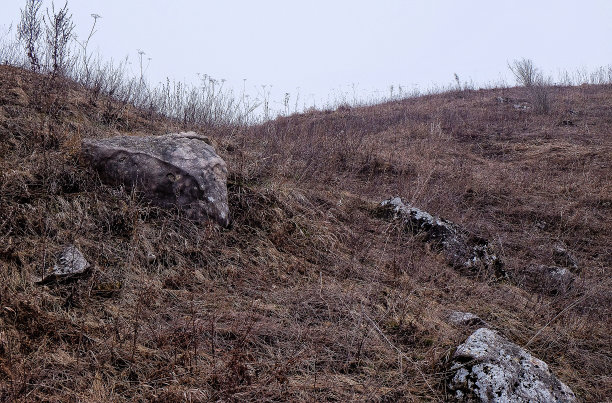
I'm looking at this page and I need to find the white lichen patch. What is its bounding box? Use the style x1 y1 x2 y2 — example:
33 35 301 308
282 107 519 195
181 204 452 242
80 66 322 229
379 197 504 277
50 245 89 276
449 328 576 402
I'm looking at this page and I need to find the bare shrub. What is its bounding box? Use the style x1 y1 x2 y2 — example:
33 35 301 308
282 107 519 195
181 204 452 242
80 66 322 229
508 58 540 88
589 65 612 85
531 80 551 115
17 0 43 71
43 1 75 76
509 58 552 114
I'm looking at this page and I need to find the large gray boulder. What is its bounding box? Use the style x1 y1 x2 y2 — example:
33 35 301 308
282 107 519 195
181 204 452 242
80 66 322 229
82 132 229 227
378 197 504 277
449 328 576 402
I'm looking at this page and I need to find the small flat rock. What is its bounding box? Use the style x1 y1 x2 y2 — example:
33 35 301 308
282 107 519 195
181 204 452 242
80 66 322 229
552 244 578 272
38 245 90 284
513 103 530 110
82 131 229 226
448 311 485 327
52 245 89 275
449 328 576 402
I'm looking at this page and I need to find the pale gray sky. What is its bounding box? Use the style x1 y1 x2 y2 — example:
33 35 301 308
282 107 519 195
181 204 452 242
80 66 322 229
2 0 611 110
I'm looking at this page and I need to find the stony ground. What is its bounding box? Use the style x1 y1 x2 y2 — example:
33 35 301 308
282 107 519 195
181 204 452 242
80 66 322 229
0 65 610 401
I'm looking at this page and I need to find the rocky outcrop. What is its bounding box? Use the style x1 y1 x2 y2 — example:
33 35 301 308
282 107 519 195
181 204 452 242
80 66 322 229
378 197 504 277
38 245 90 284
449 328 576 402
82 132 229 227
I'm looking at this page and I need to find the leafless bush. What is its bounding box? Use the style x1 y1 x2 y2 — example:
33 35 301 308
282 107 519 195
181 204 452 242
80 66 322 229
508 58 552 114
531 80 551 115
17 0 43 71
589 65 612 85
43 1 75 76
509 58 539 88
530 72 553 115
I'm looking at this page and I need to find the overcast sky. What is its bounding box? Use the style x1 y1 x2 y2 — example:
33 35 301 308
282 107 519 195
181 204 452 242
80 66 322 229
1 0 611 110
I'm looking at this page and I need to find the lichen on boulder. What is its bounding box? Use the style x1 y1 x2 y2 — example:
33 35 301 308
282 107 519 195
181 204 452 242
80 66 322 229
82 131 229 227
378 197 504 277
38 245 90 284
449 328 576 402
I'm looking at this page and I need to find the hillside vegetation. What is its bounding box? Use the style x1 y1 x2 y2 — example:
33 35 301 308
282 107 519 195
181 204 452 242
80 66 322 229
0 64 611 401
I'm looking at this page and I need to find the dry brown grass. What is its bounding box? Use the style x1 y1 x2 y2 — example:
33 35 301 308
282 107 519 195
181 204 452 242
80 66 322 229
0 65 610 401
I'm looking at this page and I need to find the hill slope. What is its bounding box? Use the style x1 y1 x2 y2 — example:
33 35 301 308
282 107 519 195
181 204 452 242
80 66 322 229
0 65 610 401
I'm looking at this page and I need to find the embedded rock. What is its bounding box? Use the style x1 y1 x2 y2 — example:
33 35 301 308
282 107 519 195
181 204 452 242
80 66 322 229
38 245 90 284
552 244 579 272
82 132 229 226
448 311 486 327
513 103 530 110
378 197 504 277
449 328 576 402
522 264 574 295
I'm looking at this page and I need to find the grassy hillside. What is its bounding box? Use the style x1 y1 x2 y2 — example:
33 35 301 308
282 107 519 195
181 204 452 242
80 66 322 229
0 64 610 401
